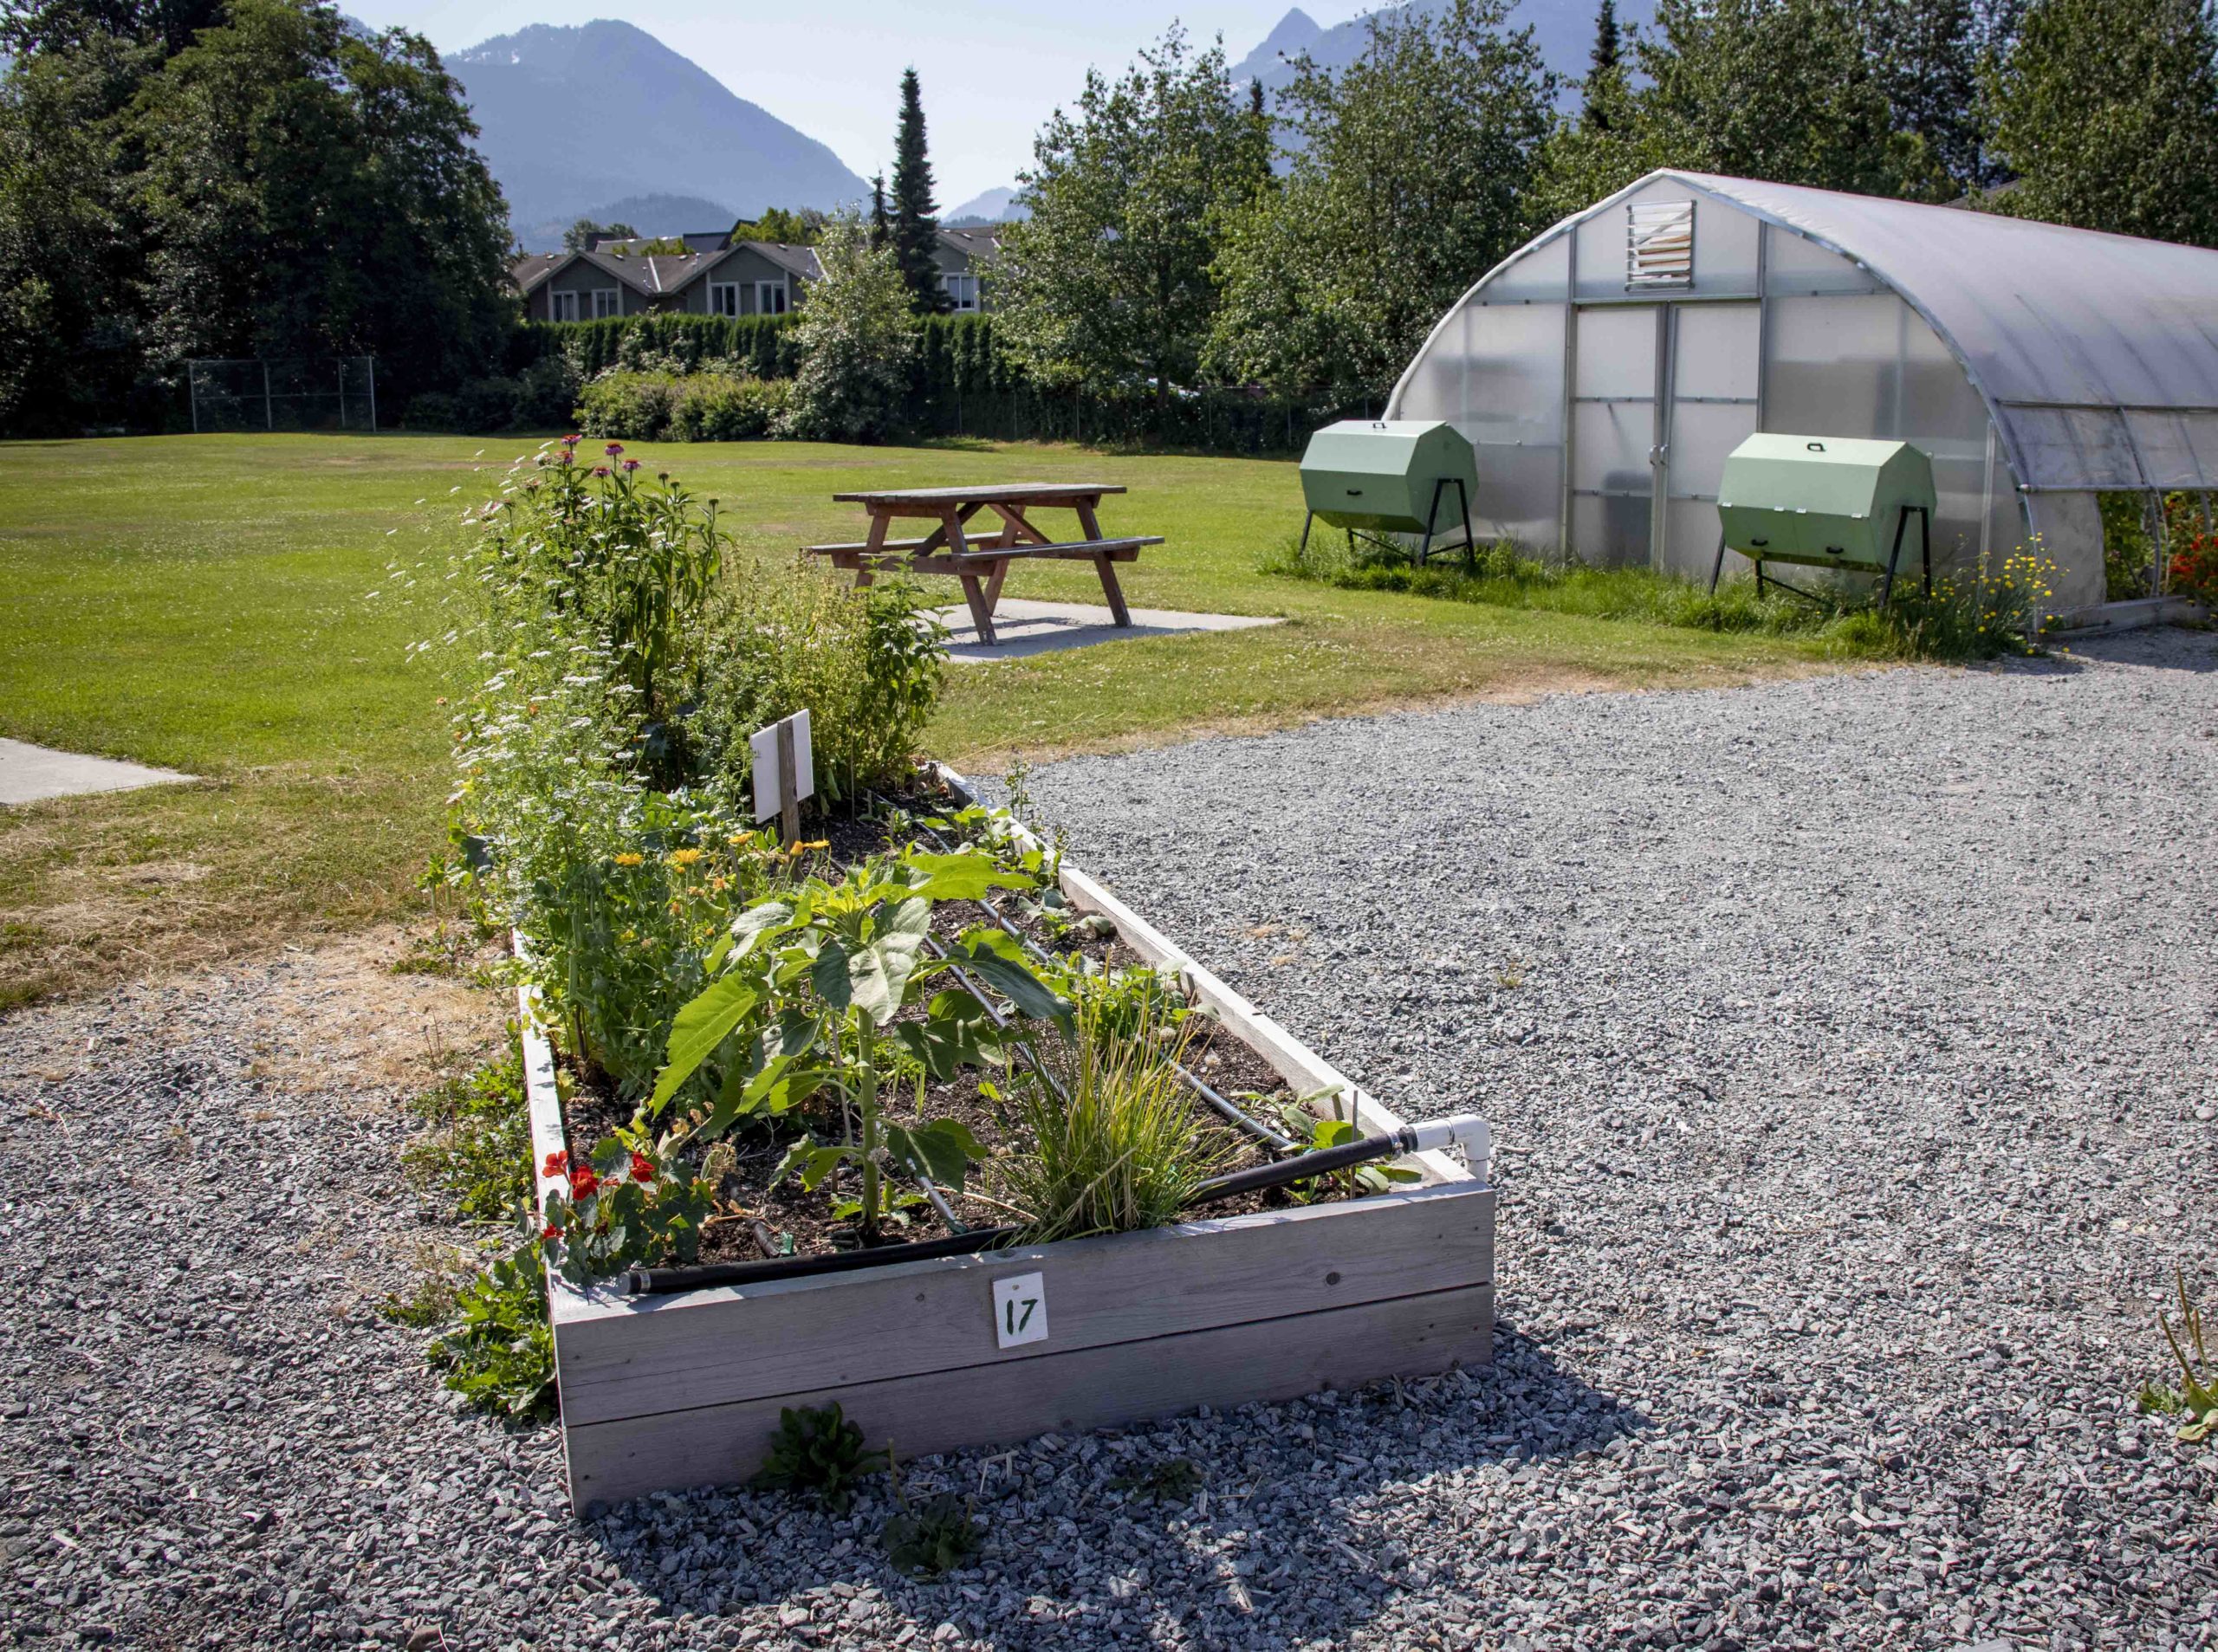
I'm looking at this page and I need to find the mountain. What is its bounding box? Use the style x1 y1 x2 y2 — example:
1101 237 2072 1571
452 21 870 248
518 193 743 252
945 185 1028 224
1229 0 1656 106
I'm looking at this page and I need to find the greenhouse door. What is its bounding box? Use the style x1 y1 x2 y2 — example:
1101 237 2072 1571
1569 301 1761 573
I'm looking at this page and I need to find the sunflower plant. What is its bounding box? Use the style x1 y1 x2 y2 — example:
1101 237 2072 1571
652 842 1072 1242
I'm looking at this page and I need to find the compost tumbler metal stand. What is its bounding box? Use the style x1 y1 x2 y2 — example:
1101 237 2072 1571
1708 503 1932 606
1300 476 1477 568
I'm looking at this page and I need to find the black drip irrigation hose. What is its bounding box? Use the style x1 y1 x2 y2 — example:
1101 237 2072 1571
627 1118 1483 1294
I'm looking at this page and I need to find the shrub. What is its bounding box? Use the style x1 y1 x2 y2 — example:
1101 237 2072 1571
574 369 794 443
684 564 946 805
779 211 918 443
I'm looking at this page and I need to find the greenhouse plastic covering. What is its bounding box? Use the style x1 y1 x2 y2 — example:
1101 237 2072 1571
1676 173 2218 493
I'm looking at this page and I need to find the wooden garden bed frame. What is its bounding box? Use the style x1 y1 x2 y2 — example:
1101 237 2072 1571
520 768 1495 1512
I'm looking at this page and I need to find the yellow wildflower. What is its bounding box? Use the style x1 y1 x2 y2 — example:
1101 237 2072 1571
613 852 644 867
670 847 704 868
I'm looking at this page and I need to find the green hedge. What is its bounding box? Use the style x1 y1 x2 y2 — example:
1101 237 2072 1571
507 314 800 380
445 311 1336 454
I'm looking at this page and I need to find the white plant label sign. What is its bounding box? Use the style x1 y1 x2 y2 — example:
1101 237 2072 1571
749 709 814 823
992 1272 1047 1350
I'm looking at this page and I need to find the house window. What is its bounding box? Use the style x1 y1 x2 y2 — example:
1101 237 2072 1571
551 290 580 322
756 281 788 316
592 288 623 319
708 282 741 317
1626 201 1695 288
941 272 979 313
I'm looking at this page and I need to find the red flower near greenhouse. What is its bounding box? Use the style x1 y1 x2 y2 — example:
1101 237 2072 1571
569 1166 600 1198
630 1151 655 1183
542 1150 568 1179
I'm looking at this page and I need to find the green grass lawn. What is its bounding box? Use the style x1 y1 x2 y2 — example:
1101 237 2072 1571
0 431 1845 1006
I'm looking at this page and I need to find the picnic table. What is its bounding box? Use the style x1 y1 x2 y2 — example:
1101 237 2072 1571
803 483 1162 647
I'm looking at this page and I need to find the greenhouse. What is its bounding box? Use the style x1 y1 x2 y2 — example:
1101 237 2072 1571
1387 169 2218 612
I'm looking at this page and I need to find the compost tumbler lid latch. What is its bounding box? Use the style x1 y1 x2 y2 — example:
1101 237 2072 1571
1806 440 1826 451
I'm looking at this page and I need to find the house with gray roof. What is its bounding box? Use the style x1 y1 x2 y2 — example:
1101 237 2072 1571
510 225 1003 321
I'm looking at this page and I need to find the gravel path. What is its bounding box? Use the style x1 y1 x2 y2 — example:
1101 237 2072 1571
3 632 2215 1651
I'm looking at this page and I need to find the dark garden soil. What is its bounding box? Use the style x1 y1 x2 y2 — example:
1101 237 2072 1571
554 777 1365 1270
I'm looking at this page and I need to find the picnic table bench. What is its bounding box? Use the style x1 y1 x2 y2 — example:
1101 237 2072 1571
804 483 1162 646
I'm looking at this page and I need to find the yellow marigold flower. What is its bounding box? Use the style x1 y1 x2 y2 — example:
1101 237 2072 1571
613 852 644 867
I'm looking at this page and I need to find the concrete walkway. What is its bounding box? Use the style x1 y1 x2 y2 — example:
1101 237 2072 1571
0 738 194 806
933 598 1281 662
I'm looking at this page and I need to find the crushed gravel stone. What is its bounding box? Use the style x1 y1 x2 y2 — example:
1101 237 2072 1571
2 630 2215 1651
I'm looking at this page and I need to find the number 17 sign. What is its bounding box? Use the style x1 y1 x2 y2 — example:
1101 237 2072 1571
991 1272 1047 1349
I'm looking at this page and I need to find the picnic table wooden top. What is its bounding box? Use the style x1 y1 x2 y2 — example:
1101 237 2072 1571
830 483 1127 507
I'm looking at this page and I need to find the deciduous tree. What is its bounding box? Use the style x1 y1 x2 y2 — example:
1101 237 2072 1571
996 26 1269 413
1208 0 1555 405
781 207 918 443
1982 0 2218 245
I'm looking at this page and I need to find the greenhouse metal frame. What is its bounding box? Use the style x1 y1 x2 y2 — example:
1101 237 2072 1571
1387 170 2218 612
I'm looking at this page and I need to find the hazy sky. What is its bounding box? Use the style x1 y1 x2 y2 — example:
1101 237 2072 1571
343 0 1375 207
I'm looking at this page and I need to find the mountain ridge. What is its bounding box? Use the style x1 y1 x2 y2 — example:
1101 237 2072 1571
452 20 869 248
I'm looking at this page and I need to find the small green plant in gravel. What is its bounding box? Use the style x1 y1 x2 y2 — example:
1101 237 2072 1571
882 1461 985 1577
1109 1457 1205 1505
753 1403 888 1509
403 1044 531 1222
2138 1268 2216 1445
426 1246 557 1421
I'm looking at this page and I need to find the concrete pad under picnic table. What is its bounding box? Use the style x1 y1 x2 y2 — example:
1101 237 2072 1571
932 599 1281 662
0 738 194 806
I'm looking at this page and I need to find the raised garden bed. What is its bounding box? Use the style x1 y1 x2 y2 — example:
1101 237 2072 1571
520 768 1495 1512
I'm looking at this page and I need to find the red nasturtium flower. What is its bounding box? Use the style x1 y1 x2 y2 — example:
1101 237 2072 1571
542 1150 568 1179
629 1151 655 1183
568 1165 600 1198
542 1221 561 1243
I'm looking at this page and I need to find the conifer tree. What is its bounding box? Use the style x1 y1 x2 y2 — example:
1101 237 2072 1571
869 173 890 249
1585 0 1623 129
890 68 947 311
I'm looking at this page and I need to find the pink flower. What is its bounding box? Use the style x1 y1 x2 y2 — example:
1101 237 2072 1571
604 442 624 457
593 465 609 477
562 432 580 444
622 459 640 473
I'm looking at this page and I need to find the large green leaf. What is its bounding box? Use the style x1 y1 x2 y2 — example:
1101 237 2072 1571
811 938 853 1010
893 988 1004 1081
885 1118 989 1193
902 851 1037 902
775 1138 853 1193
947 937 1073 1029
730 901 794 957
651 975 759 1111
847 897 932 1027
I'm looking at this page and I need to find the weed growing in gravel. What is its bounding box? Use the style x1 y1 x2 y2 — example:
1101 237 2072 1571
2138 1268 2217 1446
754 1403 888 1510
425 1247 557 1421
882 1468 985 1577
403 1044 531 1223
1108 1457 1205 1505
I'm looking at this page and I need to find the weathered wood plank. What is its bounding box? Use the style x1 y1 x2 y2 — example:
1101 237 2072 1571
554 1184 1493 1427
566 1283 1494 1507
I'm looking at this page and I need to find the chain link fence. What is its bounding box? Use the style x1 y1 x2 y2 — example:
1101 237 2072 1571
186 358 379 432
